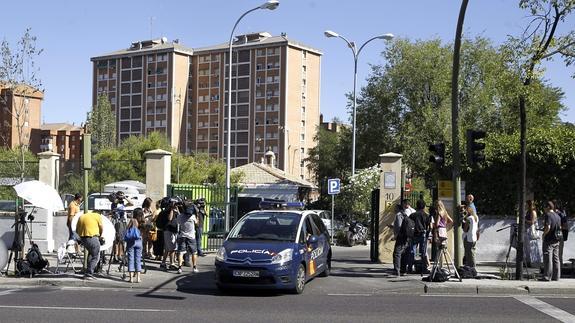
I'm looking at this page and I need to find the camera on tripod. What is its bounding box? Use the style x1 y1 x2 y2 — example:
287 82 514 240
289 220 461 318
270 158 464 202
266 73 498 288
107 191 125 204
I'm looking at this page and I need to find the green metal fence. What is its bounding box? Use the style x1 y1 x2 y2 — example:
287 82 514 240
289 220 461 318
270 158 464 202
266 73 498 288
167 184 238 252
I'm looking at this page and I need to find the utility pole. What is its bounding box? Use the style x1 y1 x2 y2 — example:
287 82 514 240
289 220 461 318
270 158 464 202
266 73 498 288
451 0 469 267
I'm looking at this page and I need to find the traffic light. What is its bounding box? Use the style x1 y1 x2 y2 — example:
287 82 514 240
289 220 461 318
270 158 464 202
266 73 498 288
428 143 445 167
90 135 98 169
467 129 486 165
82 133 91 170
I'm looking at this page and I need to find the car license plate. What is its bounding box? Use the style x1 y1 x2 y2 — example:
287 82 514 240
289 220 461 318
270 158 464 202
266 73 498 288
233 270 259 278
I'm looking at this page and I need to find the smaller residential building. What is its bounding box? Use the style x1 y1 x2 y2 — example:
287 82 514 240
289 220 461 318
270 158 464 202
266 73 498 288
0 83 43 149
30 123 84 174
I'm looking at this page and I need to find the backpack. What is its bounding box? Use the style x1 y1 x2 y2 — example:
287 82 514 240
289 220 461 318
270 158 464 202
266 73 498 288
26 243 49 270
422 268 450 282
123 227 141 242
413 211 427 235
400 216 416 240
458 265 477 279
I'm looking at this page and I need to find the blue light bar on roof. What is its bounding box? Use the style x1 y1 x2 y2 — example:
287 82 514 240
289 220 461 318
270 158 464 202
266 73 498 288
259 201 305 210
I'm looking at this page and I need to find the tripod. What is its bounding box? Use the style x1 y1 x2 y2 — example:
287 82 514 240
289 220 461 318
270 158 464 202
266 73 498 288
430 240 462 282
4 211 34 276
498 224 531 279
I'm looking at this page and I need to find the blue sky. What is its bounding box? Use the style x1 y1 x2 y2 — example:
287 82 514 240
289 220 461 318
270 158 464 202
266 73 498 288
1 0 573 125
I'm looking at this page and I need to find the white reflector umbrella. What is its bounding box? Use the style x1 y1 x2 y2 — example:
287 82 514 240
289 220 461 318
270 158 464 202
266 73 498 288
13 180 64 211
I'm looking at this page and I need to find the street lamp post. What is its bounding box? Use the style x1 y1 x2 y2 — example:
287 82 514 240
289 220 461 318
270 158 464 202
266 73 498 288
225 0 279 232
324 30 393 176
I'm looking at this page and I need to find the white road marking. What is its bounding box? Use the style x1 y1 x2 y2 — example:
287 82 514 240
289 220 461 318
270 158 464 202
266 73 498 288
0 305 176 312
328 293 372 296
514 296 575 323
0 289 19 297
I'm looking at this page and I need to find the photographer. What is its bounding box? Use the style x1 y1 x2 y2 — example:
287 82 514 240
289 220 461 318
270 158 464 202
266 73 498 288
176 201 199 274
462 205 479 268
110 191 132 263
158 197 181 270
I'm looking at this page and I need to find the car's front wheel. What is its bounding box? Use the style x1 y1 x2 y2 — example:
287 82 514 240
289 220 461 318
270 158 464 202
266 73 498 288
291 264 306 294
319 254 331 277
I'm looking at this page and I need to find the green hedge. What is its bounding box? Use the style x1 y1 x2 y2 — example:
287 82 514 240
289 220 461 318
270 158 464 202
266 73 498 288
464 125 575 215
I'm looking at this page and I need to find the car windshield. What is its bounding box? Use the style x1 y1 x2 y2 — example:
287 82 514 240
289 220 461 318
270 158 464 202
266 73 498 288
228 212 301 241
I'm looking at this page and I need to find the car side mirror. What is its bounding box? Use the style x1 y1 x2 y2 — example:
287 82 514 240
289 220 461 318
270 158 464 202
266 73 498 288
307 235 318 244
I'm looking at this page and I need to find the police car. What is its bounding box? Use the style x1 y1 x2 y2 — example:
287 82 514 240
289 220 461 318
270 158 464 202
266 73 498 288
214 202 332 294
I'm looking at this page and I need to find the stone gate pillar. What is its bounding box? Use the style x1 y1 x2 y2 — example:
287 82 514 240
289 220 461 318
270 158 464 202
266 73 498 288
35 151 60 252
144 149 172 203
378 153 402 263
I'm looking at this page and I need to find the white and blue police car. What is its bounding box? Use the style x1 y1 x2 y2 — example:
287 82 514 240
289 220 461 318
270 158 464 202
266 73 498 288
215 202 331 294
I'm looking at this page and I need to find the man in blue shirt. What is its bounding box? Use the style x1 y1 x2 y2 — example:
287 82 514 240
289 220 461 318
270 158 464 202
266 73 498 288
466 194 477 215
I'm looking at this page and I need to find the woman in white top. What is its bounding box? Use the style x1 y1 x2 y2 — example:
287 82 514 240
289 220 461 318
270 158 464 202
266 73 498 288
462 206 479 268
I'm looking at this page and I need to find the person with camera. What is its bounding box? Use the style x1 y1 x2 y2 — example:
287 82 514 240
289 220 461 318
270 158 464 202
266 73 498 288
177 201 199 274
158 197 180 270
76 211 103 280
462 205 479 268
110 191 132 263
541 200 561 281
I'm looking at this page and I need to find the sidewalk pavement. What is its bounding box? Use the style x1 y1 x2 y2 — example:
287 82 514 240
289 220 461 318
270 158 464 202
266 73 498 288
2 249 575 296
0 252 217 292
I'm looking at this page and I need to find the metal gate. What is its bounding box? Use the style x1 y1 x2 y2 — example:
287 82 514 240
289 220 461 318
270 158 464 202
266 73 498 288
370 189 380 262
167 184 238 252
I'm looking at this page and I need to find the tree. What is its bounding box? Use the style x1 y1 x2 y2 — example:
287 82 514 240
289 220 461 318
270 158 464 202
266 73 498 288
504 0 575 279
0 28 42 182
76 132 242 193
306 126 351 194
465 124 575 216
89 93 117 153
354 37 565 180
338 164 380 223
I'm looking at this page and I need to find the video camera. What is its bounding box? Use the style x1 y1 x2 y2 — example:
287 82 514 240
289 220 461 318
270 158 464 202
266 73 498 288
107 191 126 204
160 196 185 210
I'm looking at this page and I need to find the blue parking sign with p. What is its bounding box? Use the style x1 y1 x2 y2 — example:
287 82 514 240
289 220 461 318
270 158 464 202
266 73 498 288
327 178 340 195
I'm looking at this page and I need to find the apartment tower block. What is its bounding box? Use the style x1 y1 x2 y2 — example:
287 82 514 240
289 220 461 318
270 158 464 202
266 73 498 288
91 33 320 181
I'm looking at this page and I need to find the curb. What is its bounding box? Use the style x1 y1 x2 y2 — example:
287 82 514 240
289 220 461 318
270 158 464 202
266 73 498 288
423 282 575 296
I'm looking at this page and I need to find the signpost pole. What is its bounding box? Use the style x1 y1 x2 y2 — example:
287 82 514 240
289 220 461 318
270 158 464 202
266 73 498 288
331 194 335 239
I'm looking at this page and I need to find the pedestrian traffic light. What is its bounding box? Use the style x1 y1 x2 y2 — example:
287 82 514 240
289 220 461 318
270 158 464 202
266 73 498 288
466 129 486 165
428 143 445 167
82 133 91 170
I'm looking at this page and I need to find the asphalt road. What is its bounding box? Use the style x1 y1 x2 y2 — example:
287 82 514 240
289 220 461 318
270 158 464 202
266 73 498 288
0 246 574 322
0 287 574 323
